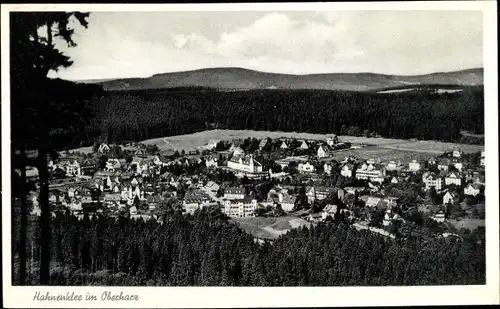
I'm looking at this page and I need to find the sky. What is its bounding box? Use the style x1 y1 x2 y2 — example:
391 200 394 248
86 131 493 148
47 10 483 80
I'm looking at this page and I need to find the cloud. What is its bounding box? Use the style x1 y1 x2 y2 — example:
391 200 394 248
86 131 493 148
49 11 483 80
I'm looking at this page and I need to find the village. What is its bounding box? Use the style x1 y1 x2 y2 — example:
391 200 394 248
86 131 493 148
22 134 486 240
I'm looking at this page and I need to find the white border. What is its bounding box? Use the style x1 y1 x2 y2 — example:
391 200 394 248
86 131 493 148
1 2 498 308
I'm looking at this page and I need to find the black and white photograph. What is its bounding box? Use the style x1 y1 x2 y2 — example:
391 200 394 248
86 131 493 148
2 2 498 308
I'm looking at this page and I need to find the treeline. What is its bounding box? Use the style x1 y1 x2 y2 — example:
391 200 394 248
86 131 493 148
68 86 483 147
20 208 485 286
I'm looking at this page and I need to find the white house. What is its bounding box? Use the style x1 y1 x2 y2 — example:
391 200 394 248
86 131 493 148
423 172 443 191
62 160 81 177
445 171 463 186
408 160 421 172
106 159 121 173
464 183 483 196
323 163 333 175
326 135 339 146
205 156 218 168
340 163 354 178
232 147 245 157
227 154 263 174
386 161 399 171
98 143 110 153
365 196 385 208
280 141 289 150
298 162 316 173
443 191 458 205
317 145 330 159
224 187 245 200
321 204 338 220
299 140 309 150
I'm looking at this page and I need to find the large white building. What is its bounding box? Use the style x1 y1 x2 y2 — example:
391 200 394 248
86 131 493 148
227 154 263 174
223 199 258 217
355 162 386 183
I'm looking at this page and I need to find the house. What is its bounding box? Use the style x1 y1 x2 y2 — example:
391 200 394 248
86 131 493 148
408 160 421 172
386 161 399 171
340 163 355 178
452 149 463 158
205 156 218 168
224 187 245 200
306 186 344 203
62 160 81 177
299 140 309 150
344 186 364 195
321 204 338 220
232 147 245 157
464 183 483 196
445 171 463 186
355 162 386 183
280 140 289 150
480 151 485 166
98 143 110 153
390 176 400 184
317 145 330 159
298 162 316 173
227 154 263 174
443 190 458 205
423 172 443 191
326 135 339 146
323 163 333 175
134 148 147 158
450 158 464 171
129 206 138 215
382 210 401 227
280 194 297 212
432 210 446 223
223 199 258 218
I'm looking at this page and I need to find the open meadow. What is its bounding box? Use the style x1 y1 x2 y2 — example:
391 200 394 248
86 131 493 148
231 216 311 240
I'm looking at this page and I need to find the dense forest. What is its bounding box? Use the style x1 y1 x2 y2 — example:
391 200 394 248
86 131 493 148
18 208 485 286
57 86 484 150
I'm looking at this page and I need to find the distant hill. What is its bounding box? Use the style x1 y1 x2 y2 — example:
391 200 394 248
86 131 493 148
79 67 483 92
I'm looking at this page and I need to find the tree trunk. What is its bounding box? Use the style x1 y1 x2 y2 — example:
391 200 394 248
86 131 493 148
38 143 50 285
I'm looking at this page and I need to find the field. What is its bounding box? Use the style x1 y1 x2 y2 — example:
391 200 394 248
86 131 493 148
141 129 484 159
231 216 311 240
68 129 484 160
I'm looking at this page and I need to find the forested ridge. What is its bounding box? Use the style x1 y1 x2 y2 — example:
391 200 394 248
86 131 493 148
60 86 484 149
21 208 485 286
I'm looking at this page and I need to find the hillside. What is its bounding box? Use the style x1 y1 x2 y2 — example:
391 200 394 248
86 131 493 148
82 67 484 92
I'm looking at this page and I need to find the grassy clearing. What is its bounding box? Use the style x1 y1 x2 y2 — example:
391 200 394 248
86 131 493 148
141 130 484 154
232 216 311 240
